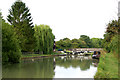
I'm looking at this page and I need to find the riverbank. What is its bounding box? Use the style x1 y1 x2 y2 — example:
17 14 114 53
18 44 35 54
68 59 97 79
21 52 66 59
21 52 93 59
94 52 118 79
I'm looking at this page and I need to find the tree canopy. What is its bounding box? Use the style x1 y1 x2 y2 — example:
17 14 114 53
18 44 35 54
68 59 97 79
7 0 34 52
56 35 103 49
34 24 55 54
103 19 119 54
79 35 92 48
2 20 21 63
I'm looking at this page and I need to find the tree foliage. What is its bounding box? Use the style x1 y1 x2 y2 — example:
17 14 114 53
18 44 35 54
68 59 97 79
34 24 55 54
7 0 34 52
79 35 92 48
2 20 21 63
56 38 72 49
103 19 120 54
56 35 103 49
91 38 103 48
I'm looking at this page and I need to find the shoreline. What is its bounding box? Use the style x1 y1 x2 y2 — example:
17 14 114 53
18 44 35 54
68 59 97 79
21 54 67 59
94 52 118 79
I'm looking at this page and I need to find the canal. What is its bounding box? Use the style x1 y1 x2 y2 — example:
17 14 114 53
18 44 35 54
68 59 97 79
2 55 99 78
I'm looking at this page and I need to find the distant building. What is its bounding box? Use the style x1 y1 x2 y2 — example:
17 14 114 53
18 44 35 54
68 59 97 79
118 1 120 18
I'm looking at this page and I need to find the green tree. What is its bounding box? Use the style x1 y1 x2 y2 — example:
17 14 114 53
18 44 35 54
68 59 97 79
2 20 21 63
107 20 119 35
78 40 87 48
0 11 2 58
0 10 1 17
91 38 103 48
56 39 64 49
79 35 92 48
71 38 80 48
34 24 55 54
62 38 72 49
103 19 119 53
7 0 34 52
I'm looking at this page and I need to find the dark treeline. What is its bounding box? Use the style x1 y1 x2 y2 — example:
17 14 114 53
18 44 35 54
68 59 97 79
1 0 55 63
56 35 103 50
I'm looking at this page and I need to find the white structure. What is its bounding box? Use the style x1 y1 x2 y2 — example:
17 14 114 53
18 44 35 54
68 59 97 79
118 1 120 18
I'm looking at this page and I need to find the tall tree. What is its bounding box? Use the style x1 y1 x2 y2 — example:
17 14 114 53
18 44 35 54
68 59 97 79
7 0 34 52
0 11 2 57
34 24 55 54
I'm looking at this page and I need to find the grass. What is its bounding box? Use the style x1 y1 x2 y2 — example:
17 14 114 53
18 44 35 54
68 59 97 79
21 52 62 58
94 52 118 79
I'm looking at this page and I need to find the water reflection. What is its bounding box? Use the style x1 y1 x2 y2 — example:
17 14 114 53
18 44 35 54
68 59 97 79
2 55 98 78
55 55 94 70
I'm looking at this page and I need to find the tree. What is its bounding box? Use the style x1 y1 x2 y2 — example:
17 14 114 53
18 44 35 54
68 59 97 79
71 39 79 48
0 11 2 57
2 20 21 63
91 38 103 48
78 40 87 48
56 38 72 49
0 12 2 19
56 39 64 49
107 20 119 35
7 0 34 52
62 38 72 49
34 24 55 54
79 35 92 48
103 19 119 53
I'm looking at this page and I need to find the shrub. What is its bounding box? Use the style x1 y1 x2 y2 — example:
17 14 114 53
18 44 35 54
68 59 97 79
2 21 21 63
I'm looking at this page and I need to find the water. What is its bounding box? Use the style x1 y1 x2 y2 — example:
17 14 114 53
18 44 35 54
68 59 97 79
2 55 99 78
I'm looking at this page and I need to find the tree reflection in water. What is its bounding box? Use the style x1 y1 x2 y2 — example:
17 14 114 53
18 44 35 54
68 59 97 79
2 55 98 78
55 55 98 71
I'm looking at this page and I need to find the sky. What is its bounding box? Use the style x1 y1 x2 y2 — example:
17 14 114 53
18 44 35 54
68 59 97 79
0 0 119 41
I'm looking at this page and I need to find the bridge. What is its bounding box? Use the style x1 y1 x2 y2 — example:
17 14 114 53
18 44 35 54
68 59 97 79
65 48 103 55
72 48 103 52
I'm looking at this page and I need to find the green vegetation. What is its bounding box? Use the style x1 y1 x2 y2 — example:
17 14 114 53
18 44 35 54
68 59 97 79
7 0 34 52
2 0 55 63
21 52 60 58
80 35 92 48
94 18 119 79
0 11 2 57
56 35 103 49
94 53 118 79
91 38 103 48
34 24 55 54
56 56 93 70
102 19 119 53
2 57 55 78
2 20 21 63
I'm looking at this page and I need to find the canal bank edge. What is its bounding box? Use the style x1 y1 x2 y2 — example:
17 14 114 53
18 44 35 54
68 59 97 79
94 51 118 80
21 53 67 59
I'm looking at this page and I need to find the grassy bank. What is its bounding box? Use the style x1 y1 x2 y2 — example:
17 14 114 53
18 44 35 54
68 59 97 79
94 52 118 79
21 52 63 58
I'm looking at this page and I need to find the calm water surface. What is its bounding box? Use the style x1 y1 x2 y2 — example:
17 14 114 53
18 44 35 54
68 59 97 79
2 55 99 78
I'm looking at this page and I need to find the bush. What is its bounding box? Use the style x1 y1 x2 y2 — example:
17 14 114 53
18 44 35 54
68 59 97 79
108 35 119 54
2 21 21 63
